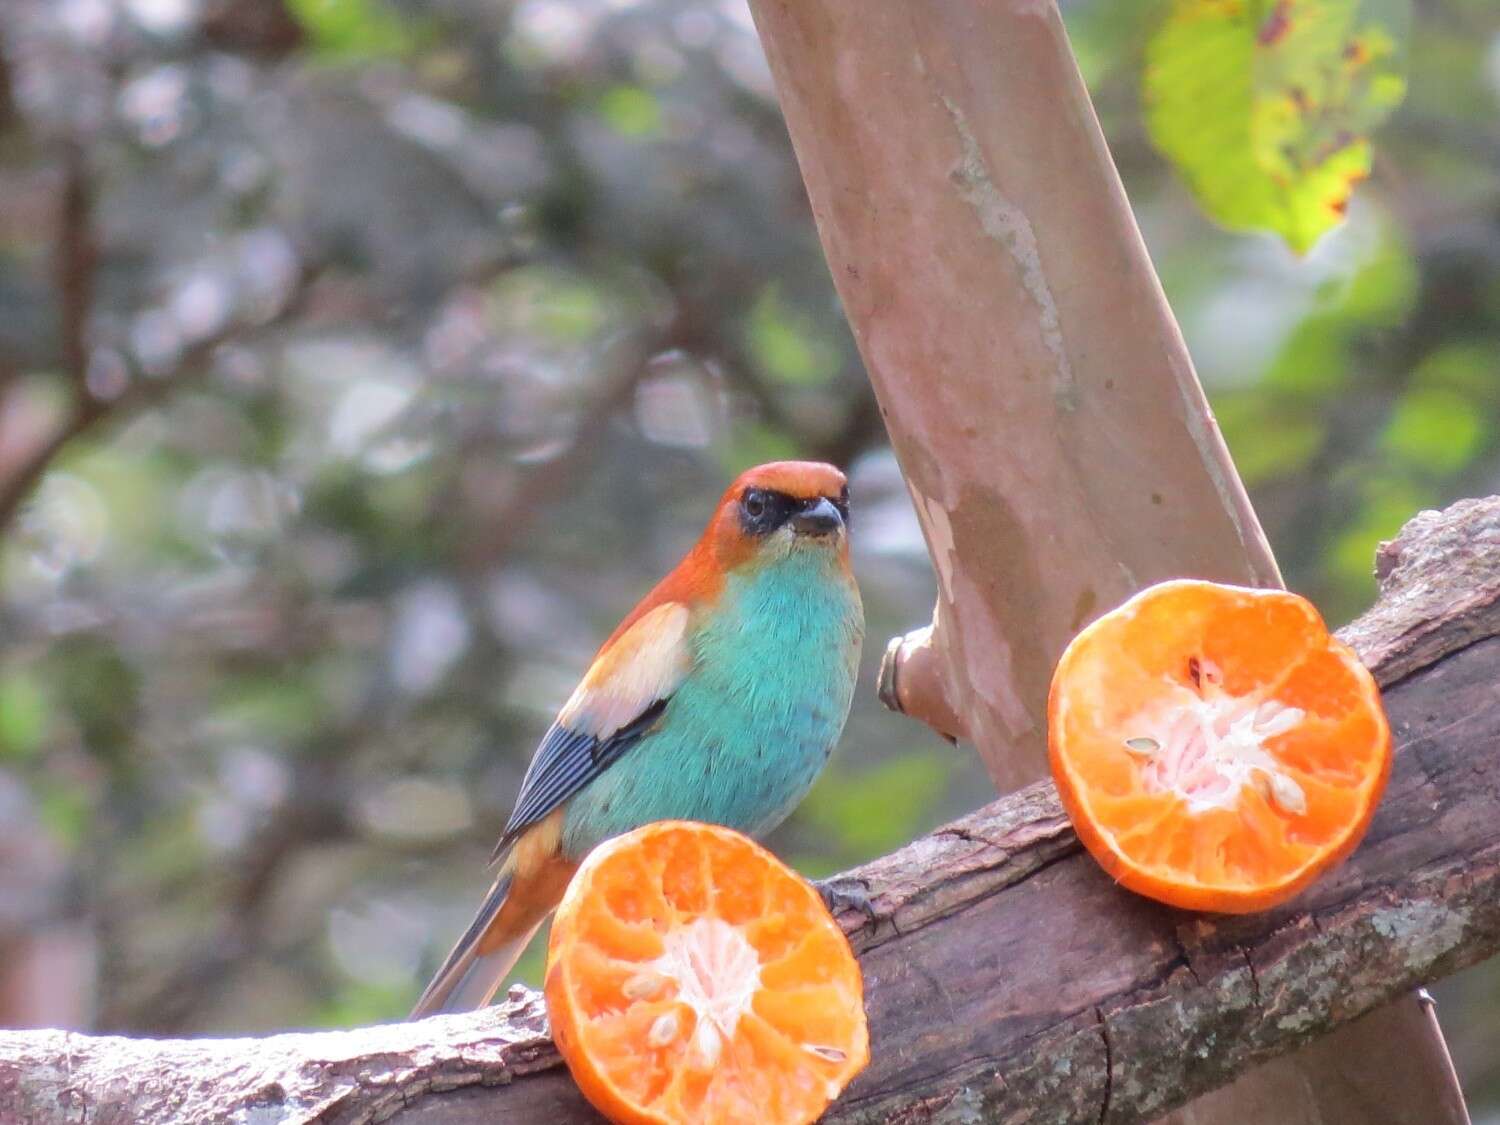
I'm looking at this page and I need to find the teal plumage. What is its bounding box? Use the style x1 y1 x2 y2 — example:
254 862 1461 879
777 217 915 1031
562 548 862 853
410 461 863 1018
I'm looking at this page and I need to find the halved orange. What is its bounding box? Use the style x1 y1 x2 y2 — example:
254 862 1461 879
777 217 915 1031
1048 579 1391 914
545 820 869 1124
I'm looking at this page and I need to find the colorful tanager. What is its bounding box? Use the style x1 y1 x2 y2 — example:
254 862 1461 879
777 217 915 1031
410 461 864 1016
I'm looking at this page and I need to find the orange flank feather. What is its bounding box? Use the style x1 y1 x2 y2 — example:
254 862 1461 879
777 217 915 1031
477 809 574 955
409 807 575 1017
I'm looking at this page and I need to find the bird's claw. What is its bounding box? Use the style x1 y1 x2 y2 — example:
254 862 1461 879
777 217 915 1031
813 874 879 930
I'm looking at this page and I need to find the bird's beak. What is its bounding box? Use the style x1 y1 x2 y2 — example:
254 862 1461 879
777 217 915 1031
790 496 844 538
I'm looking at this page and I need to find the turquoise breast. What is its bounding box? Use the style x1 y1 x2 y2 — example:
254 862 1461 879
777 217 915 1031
561 550 863 857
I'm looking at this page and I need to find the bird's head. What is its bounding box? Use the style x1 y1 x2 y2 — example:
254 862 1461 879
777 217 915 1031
705 461 851 570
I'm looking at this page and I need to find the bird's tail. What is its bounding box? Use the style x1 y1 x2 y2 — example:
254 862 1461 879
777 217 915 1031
409 871 543 1018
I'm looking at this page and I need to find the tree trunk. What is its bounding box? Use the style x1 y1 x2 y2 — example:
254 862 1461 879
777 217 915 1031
741 0 1468 1121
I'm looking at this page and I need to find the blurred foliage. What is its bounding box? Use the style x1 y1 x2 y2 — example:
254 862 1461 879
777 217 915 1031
0 0 1496 1110
288 0 416 58
1145 0 1409 253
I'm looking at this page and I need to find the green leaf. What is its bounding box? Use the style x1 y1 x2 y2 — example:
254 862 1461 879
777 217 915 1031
1337 221 1418 323
1262 314 1350 396
0 669 48 760
212 672 325 743
1145 0 1408 253
1214 393 1325 484
37 781 90 848
486 266 617 345
800 755 951 864
1064 0 1173 90
598 85 664 138
507 924 549 989
308 979 411 1028
1261 223 1416 395
48 636 141 765
719 423 799 478
1411 343 1500 401
1328 475 1432 608
1381 388 1487 474
286 0 414 58
745 285 841 387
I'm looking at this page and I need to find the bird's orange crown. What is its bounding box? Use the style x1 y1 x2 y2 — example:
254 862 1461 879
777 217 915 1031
731 461 848 502
599 462 850 649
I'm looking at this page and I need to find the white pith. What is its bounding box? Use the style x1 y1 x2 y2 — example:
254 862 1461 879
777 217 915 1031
1126 660 1308 816
647 917 761 1066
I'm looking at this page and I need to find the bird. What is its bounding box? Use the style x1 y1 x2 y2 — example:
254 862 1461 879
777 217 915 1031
409 460 864 1017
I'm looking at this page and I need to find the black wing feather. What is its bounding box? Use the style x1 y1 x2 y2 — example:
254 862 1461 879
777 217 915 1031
492 697 670 860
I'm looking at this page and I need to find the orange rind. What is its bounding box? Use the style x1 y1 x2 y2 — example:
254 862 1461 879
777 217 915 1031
1049 579 1391 913
545 820 868 1124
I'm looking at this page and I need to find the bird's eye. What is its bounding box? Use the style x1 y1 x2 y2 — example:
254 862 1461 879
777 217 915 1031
743 490 767 518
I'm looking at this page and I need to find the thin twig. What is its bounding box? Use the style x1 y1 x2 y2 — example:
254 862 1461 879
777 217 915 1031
54 143 96 386
0 264 320 536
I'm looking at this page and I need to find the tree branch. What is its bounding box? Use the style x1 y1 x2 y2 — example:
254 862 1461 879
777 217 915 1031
54 143 95 387
0 261 318 535
3 495 1498 1124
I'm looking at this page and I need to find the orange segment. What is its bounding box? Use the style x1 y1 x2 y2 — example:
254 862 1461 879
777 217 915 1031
1048 579 1391 913
545 821 868 1125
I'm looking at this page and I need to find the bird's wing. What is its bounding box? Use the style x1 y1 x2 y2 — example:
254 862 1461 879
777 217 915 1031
494 601 692 857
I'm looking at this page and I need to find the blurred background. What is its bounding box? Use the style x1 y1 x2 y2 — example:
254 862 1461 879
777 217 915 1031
0 0 1497 1112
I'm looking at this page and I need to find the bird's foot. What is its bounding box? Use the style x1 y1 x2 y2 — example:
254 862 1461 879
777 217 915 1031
813 874 879 931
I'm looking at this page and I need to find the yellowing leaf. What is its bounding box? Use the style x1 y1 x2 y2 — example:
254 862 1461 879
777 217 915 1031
1145 0 1408 253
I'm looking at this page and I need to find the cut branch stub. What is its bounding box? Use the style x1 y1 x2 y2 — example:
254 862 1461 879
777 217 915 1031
876 624 964 743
